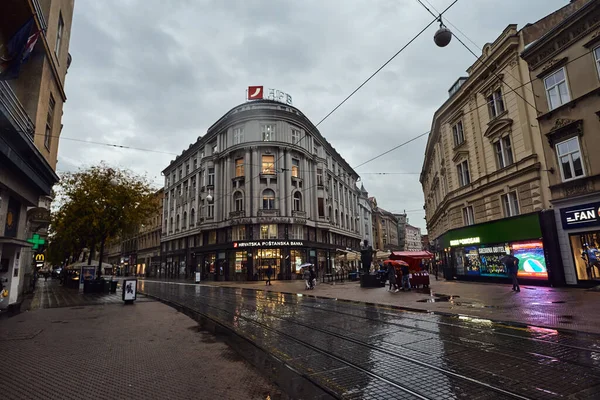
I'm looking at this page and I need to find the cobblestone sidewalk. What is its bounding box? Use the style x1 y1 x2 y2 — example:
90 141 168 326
151 278 600 334
1 300 287 400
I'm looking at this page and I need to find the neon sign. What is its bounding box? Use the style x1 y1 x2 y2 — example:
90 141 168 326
450 237 481 246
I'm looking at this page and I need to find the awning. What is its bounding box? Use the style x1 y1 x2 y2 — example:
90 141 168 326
389 251 434 260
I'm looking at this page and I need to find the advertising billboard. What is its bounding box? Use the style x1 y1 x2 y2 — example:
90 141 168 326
512 240 548 279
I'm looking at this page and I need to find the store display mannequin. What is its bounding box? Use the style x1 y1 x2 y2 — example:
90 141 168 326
360 240 375 274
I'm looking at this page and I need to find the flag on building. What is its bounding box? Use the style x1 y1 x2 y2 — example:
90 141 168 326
0 17 35 81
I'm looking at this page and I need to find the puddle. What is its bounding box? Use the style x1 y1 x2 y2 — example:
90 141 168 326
417 294 460 303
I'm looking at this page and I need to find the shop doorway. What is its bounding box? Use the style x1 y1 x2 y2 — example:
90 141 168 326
570 232 600 281
255 249 281 280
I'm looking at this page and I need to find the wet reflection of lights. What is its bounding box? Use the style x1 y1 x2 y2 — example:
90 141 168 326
527 326 558 336
296 293 303 297
458 315 493 325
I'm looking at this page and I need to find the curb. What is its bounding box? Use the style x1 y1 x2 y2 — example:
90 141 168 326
140 290 337 400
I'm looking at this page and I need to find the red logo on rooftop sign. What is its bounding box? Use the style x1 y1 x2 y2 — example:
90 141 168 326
247 86 263 100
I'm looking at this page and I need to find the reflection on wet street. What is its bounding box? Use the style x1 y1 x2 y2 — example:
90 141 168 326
139 281 600 400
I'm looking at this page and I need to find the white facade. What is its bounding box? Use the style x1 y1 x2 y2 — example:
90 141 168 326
405 224 422 251
357 184 373 247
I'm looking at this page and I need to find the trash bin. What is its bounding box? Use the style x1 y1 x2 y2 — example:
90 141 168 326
110 280 118 293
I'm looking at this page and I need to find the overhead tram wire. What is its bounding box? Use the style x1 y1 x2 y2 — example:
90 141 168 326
40 46 596 161
415 0 540 114
418 0 535 98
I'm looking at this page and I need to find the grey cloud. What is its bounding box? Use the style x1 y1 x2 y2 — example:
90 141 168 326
58 0 571 232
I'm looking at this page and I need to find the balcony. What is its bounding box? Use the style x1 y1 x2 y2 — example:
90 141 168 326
258 209 280 217
0 82 34 140
32 0 47 31
292 210 306 218
229 210 245 219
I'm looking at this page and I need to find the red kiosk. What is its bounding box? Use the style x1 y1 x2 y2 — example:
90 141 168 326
388 251 434 288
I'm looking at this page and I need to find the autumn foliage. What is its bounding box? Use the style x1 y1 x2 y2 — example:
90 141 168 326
48 164 158 276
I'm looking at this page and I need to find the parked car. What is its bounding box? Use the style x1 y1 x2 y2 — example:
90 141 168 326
51 268 62 279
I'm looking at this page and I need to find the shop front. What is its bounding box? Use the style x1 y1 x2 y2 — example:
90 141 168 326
439 211 563 286
194 239 333 282
556 199 600 285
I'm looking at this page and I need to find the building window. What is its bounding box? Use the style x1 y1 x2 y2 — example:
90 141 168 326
317 169 323 186
456 160 470 187
544 68 570 110
233 191 244 211
211 143 218 154
45 95 55 150
233 127 244 145
291 128 301 144
190 209 195 227
494 136 514 169
291 159 299 177
262 155 275 174
452 121 464 147
293 192 302 211
235 158 244 177
208 168 215 186
487 88 505 119
262 189 275 210
55 13 64 59
207 203 214 218
318 197 325 217
262 124 275 141
260 224 277 239
462 206 474 226
182 211 187 229
556 137 585 182
176 214 180 230
233 225 245 241
291 225 303 240
501 191 519 217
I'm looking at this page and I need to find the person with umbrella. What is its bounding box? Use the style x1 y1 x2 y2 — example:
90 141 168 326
501 253 520 292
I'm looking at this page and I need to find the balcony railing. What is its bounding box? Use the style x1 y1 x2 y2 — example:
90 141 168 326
258 209 280 217
292 210 306 218
229 210 245 218
0 82 34 140
32 0 47 31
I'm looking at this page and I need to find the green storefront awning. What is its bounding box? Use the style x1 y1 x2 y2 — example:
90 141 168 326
441 213 542 248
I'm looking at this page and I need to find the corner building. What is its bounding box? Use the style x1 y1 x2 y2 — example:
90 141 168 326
162 100 362 281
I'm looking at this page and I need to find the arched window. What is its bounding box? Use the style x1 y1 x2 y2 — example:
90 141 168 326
176 214 180 230
341 212 345 228
233 191 244 212
262 189 275 210
293 192 302 211
190 209 195 227
182 211 187 229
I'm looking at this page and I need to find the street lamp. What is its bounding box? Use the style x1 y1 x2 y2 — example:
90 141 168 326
434 18 452 47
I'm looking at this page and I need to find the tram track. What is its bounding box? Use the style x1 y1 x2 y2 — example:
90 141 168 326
141 281 545 400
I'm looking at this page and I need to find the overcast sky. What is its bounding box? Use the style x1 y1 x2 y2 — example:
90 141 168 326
56 0 570 232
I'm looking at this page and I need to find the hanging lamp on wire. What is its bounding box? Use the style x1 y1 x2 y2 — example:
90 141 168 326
434 16 453 47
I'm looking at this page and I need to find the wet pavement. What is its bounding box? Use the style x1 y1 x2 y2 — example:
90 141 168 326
173 278 600 334
139 280 600 400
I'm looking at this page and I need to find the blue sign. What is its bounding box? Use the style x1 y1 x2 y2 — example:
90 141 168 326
560 202 600 230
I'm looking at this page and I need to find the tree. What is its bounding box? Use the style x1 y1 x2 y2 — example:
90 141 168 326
50 164 158 278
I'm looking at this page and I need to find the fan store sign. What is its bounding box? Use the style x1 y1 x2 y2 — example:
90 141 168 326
247 86 293 105
234 240 304 248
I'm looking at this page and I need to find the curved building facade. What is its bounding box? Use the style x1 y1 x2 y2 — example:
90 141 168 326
162 100 362 281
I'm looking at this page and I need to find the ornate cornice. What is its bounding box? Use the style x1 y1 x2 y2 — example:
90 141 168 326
484 117 513 140
536 57 568 79
452 150 469 163
545 118 583 147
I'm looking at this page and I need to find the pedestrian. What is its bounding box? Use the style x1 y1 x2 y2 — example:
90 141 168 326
387 264 398 293
309 266 317 289
503 254 520 292
303 267 311 289
401 264 411 291
266 264 273 286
